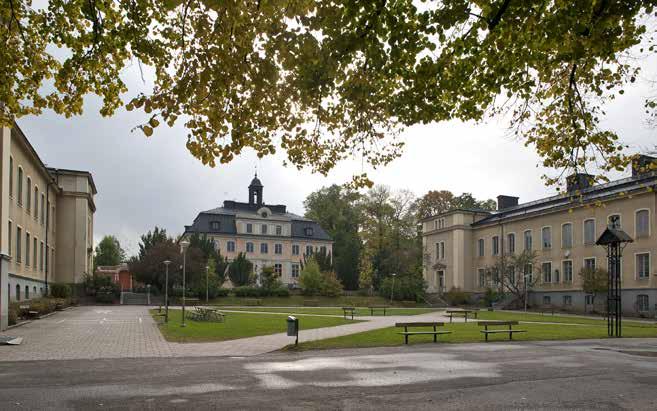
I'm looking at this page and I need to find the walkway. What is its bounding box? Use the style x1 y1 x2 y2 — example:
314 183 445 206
0 305 450 361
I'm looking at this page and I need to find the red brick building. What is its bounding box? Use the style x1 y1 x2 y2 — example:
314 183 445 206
95 264 134 291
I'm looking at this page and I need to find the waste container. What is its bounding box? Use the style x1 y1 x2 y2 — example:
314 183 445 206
287 316 299 345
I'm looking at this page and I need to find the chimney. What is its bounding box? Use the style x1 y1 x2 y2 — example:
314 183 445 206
497 195 519 210
632 154 657 177
566 173 595 192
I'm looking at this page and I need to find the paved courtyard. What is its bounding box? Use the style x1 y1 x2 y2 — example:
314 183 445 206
0 305 450 361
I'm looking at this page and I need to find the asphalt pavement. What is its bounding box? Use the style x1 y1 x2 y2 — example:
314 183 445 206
1 338 657 410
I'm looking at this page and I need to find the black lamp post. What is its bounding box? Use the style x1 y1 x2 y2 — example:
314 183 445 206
596 227 633 337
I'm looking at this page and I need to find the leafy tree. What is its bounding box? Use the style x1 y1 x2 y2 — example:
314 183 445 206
298 257 344 297
304 185 362 289
415 190 496 220
358 248 374 293
378 273 426 302
228 253 254 287
5 1 653 185
489 251 541 309
93 235 126 269
138 227 169 259
260 266 282 291
579 267 609 309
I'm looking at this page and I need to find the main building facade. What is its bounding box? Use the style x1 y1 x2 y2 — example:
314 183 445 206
422 156 657 316
0 124 96 330
183 176 332 285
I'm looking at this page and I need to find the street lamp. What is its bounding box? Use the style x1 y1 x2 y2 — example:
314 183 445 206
180 239 190 327
163 260 171 323
390 273 397 302
205 265 210 303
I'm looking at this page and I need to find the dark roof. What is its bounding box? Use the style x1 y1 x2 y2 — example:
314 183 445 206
596 228 634 245
472 171 657 227
249 175 263 187
419 207 492 222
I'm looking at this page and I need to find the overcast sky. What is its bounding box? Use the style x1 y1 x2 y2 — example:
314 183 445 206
15 54 657 256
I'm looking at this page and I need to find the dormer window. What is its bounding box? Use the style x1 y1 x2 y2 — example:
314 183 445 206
210 221 220 230
304 227 314 236
261 211 268 218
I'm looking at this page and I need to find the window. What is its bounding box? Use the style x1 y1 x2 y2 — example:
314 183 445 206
275 244 283 254
246 223 253 233
9 156 13 197
636 253 650 279
541 227 551 249
7 221 11 256
561 223 573 248
436 242 445 260
507 233 515 254
524 230 532 251
26 177 31 211
304 227 314 236
563 260 573 282
25 285 29 300
524 263 533 283
636 210 650 237
34 187 38 220
492 236 499 256
305 245 313 256
542 262 552 283
26 233 31 266
33 237 37 269
637 295 649 312
292 264 300 278
16 284 20 300
46 200 50 230
260 243 268 254
276 225 282 235
437 270 445 290
584 257 596 272
40 194 45 223
478 269 485 287
478 239 484 257
40 242 44 271
227 241 235 252
563 295 572 306
492 267 499 284
585 295 594 305
210 221 220 230
608 214 621 229
17 167 23 205
584 219 595 245
16 226 21 263
246 242 254 253
261 224 268 234
274 263 282 276
292 245 300 255
543 295 551 305
508 266 516 285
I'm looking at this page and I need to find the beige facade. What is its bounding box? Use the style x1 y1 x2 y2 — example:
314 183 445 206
183 176 333 286
0 124 96 330
422 162 657 315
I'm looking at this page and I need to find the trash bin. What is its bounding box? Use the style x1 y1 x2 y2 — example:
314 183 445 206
287 316 298 337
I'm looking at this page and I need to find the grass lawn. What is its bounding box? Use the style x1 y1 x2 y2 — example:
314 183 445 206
207 295 424 308
219 307 440 316
152 309 360 343
290 313 657 351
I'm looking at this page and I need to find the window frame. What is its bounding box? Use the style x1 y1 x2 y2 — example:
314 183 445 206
26 176 32 212
246 223 253 234
274 243 283 254
16 225 22 264
17 166 23 206
542 261 552 283
563 295 572 306
635 209 650 238
561 222 573 249
478 268 485 288
246 242 254 253
507 232 516 254
291 263 300 278
583 218 596 245
261 224 268 235
260 242 268 254
562 260 573 283
583 257 596 272
492 236 499 256
541 226 552 250
635 252 650 280
227 241 235 252
524 230 533 251
477 238 484 257
637 294 649 312
292 244 299 255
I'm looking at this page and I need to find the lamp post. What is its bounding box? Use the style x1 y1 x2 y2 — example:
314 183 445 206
205 265 209 303
180 239 190 327
390 273 397 302
163 260 171 323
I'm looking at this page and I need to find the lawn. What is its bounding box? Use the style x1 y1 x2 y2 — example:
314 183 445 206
291 314 657 351
152 309 360 343
207 295 424 307
219 307 440 316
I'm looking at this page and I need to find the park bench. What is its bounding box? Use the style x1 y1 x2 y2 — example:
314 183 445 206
244 299 262 306
368 305 389 316
186 307 226 322
19 305 39 319
478 320 526 342
303 299 320 307
540 304 557 315
185 298 200 307
400 300 417 307
446 309 478 323
342 307 356 320
395 322 451 344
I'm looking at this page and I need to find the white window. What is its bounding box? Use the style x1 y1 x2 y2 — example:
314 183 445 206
276 225 282 235
561 223 573 248
584 257 596 272
524 230 532 251
542 262 552 283
274 263 282 276
292 264 300 278
305 245 313 256
637 295 649 312
246 242 254 253
636 210 650 238
436 242 445 260
541 227 551 249
292 245 299 255
261 224 268 234
608 214 621 230
563 260 573 282
275 244 283 254
492 236 499 256
636 253 650 279
478 239 484 257
246 223 253 233
507 233 515 254
563 295 572 306
584 219 596 245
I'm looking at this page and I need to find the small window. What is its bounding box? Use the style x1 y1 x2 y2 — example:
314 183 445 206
8 221 12 257
210 221 221 230
320 245 327 255
274 263 282 276
261 224 268 234
260 243 268 254
16 226 22 263
478 269 485 287
17 167 23 205
524 230 532 251
292 245 299 255
16 284 20 300
25 233 30 266
524 263 533 283
26 177 31 211
276 225 282 235
507 233 515 254
543 295 551 305
40 193 45 223
246 242 254 253
637 295 649 312
25 285 29 299
608 214 621 230
563 295 572 306
246 223 253 234
584 257 596 272
508 266 516 285
585 295 594 305
542 262 552 283
563 260 573 282
34 187 39 220
304 227 314 237
305 245 313 256
584 219 595 245
492 236 499 256
9 157 13 197
478 239 484 257
636 253 650 279
636 210 650 237
561 223 573 248
227 241 235 252
261 211 268 218
274 244 283 254
292 264 300 278
541 227 551 249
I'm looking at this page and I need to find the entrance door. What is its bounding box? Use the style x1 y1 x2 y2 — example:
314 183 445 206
437 270 445 293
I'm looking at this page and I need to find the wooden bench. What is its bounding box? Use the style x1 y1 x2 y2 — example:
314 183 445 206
303 299 320 307
244 299 262 306
19 305 39 319
396 322 451 344
446 309 478 323
368 305 389 316
342 307 356 320
540 304 557 315
185 298 200 307
478 320 526 342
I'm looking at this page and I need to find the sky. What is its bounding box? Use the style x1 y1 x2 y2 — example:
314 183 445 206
15 55 657 257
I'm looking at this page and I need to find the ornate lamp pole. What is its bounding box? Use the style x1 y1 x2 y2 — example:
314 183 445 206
180 239 190 327
596 227 633 337
205 265 209 303
163 260 171 323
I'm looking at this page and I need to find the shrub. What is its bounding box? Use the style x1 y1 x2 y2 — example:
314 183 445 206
299 259 324 296
228 252 255 286
234 286 265 298
8 302 19 325
95 291 115 303
260 266 283 291
271 287 290 297
321 271 343 297
215 288 230 297
50 283 71 299
445 287 470 305
378 273 426 301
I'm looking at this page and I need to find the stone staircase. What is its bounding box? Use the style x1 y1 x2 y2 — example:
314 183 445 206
423 293 448 307
120 292 149 305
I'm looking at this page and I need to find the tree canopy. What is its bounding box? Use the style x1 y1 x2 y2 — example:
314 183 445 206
414 190 496 220
4 1 656 186
93 235 126 269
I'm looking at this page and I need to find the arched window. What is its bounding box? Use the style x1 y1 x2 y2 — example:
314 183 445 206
16 284 20 300
25 285 29 299
17 167 23 205
561 223 573 248
34 187 39 220
26 177 31 211
636 210 650 237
